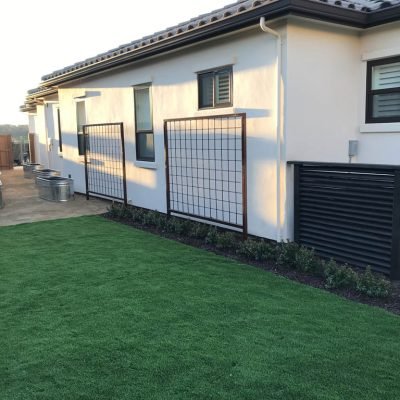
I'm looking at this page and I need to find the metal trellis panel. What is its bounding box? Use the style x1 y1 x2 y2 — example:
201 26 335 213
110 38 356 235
164 113 247 237
83 123 127 204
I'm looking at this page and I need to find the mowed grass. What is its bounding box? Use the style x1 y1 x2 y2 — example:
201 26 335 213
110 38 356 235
1 217 400 400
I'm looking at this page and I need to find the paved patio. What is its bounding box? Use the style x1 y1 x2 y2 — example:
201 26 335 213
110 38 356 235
0 168 109 226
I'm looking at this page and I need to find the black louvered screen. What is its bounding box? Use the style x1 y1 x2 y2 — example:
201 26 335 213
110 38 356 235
291 162 400 278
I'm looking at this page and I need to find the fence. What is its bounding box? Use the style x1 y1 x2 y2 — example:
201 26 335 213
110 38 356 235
0 135 13 170
290 161 400 278
164 114 247 237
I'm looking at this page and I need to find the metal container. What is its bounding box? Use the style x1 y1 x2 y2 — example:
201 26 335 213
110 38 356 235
23 163 43 179
33 169 60 185
37 176 74 202
0 179 3 209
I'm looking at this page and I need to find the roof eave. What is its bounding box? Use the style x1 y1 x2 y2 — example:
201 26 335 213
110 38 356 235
366 5 400 27
20 104 37 113
38 0 400 87
26 88 58 100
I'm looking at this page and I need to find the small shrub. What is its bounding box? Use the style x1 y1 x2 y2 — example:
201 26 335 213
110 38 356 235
356 267 391 298
106 203 119 218
131 207 147 224
107 203 132 219
294 246 322 274
237 239 276 262
141 210 158 226
237 239 260 260
205 227 218 245
189 222 210 240
215 232 238 250
169 218 192 235
323 260 358 290
153 213 169 230
276 241 300 269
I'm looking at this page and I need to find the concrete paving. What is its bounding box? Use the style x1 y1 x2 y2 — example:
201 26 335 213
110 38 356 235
0 167 110 227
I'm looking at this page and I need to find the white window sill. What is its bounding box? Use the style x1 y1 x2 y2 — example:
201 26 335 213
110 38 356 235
194 107 235 116
360 123 400 133
134 160 158 170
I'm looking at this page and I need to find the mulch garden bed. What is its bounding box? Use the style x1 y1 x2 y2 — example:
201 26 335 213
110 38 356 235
104 214 400 315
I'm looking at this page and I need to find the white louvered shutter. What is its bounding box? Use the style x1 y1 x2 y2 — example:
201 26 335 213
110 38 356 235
372 61 400 118
215 70 231 105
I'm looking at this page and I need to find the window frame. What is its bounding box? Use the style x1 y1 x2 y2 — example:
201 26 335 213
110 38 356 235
56 107 63 153
366 55 400 124
134 84 155 162
197 66 233 110
76 100 86 156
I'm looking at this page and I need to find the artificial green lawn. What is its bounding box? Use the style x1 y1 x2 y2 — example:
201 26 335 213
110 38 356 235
1 217 400 400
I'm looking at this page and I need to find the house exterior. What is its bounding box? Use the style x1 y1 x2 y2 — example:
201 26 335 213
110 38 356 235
21 0 400 275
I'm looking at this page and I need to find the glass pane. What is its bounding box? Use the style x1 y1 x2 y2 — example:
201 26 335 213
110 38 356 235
76 102 86 133
137 132 154 161
199 73 214 108
77 133 85 155
372 61 400 90
57 108 62 152
372 93 400 118
135 88 152 131
215 70 231 104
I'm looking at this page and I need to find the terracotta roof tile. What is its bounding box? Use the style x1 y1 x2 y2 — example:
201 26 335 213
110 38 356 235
38 0 400 82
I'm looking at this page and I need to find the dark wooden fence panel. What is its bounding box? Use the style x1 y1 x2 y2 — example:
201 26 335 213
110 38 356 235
29 133 36 163
0 135 13 170
290 162 400 278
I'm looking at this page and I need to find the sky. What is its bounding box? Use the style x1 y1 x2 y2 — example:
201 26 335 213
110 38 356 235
1 0 231 125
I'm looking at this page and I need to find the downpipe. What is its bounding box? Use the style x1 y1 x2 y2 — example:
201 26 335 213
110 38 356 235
259 17 283 242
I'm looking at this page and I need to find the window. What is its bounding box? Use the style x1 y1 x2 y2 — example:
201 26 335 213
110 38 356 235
198 66 232 109
56 108 62 152
366 56 400 123
134 85 154 162
76 101 86 155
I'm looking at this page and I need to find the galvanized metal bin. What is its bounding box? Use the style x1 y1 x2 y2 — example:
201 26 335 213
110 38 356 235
33 169 60 185
37 176 74 202
23 163 43 179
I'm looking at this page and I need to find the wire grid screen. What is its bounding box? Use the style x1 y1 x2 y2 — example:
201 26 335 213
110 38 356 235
84 123 125 201
166 115 245 228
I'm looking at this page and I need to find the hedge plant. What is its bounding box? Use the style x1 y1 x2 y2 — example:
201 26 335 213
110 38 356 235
107 203 392 298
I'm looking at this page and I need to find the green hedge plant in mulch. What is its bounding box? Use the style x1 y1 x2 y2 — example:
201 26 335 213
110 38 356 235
237 239 277 263
106 203 392 299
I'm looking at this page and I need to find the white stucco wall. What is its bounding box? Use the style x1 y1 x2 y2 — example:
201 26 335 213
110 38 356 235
34 105 49 167
31 93 60 168
285 19 400 166
285 20 361 163
283 18 400 240
357 21 400 164
283 20 361 240
28 114 39 163
28 17 400 242
28 114 36 133
44 103 63 171
57 28 283 239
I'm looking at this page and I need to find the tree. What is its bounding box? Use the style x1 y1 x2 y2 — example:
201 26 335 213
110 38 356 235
0 125 28 138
